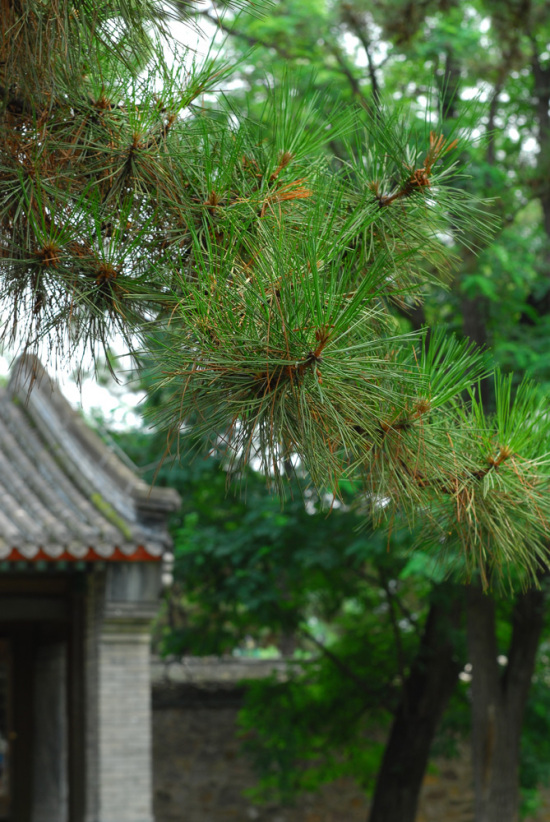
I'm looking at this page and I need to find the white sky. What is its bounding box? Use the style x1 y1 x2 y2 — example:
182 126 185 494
0 347 145 429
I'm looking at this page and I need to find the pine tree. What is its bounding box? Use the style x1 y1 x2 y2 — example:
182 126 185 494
2 0 550 585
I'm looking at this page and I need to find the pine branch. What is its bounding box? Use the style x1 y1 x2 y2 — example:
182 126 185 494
4 1 550 587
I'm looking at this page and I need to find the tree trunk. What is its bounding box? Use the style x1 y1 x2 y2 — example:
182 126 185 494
467 583 546 822
367 588 463 822
532 47 550 238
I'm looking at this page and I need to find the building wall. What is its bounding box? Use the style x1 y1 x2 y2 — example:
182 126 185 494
153 702 369 822
98 628 153 822
151 658 550 822
86 567 157 822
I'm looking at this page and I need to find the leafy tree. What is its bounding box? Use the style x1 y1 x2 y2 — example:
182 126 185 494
6 1 549 576
160 2 550 820
6 3 550 821
116 411 467 822
116 413 550 822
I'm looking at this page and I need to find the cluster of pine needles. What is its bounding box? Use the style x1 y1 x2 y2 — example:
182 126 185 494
2 0 550 586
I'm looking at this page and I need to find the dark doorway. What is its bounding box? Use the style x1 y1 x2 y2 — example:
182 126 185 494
0 575 85 822
0 640 11 821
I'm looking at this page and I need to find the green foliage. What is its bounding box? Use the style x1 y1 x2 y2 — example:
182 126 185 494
10 0 550 816
240 661 390 802
0 1 241 361
521 666 550 816
237 578 460 804
412 374 550 587
105 0 550 814
8 0 550 583
116 405 425 655
117 407 550 809
117 410 449 799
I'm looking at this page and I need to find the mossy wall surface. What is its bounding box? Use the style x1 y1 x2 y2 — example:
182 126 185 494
152 658 544 822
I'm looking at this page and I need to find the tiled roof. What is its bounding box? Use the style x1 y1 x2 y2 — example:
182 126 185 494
0 356 180 561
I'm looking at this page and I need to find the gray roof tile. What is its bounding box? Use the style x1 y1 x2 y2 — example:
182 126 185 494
0 356 180 561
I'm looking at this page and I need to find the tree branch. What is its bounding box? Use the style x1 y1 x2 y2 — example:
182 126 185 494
352 565 421 636
197 10 295 60
321 39 371 109
198 10 371 108
486 84 502 166
299 626 393 710
380 573 409 713
340 8 381 106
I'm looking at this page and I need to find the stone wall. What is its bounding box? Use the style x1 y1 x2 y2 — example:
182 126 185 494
151 657 550 822
150 658 477 822
86 568 158 822
98 626 153 822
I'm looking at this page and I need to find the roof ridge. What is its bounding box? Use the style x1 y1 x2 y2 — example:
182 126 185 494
8 355 180 518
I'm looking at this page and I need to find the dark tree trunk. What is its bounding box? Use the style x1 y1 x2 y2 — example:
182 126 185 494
461 290 491 406
367 589 463 822
532 47 550 241
467 583 546 822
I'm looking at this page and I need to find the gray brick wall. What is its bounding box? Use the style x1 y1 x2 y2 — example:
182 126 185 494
97 628 153 822
84 567 156 822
